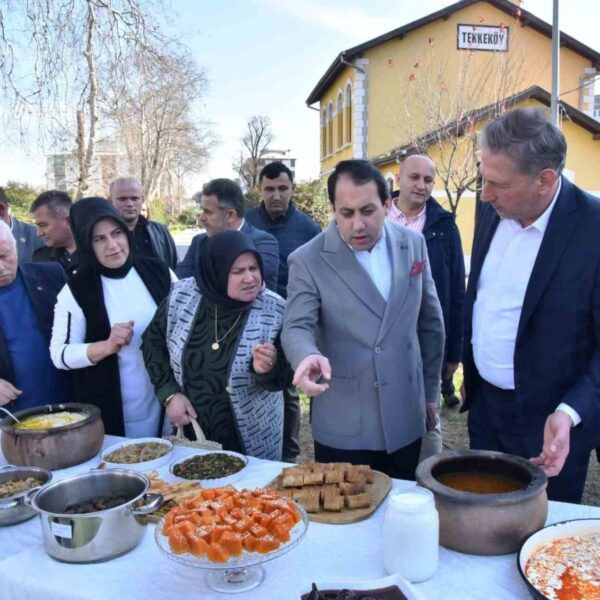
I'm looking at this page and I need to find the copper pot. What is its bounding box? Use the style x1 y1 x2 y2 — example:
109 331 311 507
416 450 548 555
1 403 104 470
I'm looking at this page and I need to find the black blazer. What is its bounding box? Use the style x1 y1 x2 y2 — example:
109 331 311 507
422 198 465 364
0 263 67 383
462 177 600 454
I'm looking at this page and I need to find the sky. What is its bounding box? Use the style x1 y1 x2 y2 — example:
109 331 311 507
1 0 599 191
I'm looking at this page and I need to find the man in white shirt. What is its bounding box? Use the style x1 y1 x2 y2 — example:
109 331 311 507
282 160 444 479
463 107 600 503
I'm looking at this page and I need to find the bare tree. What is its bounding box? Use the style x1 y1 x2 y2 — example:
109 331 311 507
0 1 171 199
106 50 215 204
233 116 274 192
389 31 525 215
164 129 214 214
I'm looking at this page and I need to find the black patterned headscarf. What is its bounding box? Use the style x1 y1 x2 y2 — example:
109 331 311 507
194 230 264 310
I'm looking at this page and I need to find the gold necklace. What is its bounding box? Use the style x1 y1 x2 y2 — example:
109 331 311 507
212 306 243 351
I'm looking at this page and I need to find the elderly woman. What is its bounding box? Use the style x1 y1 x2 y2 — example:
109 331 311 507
50 197 173 437
142 230 289 460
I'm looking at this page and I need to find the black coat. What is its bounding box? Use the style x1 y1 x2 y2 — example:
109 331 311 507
422 198 465 364
462 177 600 456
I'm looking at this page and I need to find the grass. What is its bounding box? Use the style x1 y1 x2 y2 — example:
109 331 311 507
297 366 600 506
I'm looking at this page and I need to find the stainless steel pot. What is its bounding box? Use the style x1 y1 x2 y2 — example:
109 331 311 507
26 469 161 562
0 465 52 526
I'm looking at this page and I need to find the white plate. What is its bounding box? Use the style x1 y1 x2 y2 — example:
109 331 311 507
100 437 174 472
169 449 248 488
297 572 426 600
517 518 600 599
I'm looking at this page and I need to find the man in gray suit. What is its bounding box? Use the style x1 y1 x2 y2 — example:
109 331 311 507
282 160 445 479
0 187 44 262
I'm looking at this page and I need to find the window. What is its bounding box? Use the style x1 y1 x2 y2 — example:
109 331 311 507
327 102 333 155
337 92 344 148
345 84 352 143
387 178 394 194
321 109 327 157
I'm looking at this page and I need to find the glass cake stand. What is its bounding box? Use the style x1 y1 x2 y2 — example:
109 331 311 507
154 504 309 593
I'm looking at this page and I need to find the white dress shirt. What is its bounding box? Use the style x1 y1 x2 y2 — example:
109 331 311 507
340 225 391 302
472 181 580 425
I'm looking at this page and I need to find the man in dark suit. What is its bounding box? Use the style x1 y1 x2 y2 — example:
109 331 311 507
109 177 178 270
176 178 279 292
0 187 44 263
0 220 68 410
462 107 600 503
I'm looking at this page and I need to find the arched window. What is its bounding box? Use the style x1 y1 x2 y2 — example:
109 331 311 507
387 177 394 193
345 84 352 143
327 102 333 155
321 109 327 158
337 92 344 148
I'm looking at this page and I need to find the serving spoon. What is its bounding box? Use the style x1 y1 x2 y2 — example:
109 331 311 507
0 406 21 424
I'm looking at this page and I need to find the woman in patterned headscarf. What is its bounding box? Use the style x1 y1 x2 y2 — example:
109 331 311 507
142 230 290 460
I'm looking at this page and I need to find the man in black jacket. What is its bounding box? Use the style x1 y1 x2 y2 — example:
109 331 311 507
31 190 79 276
109 178 178 270
389 154 465 460
247 162 321 462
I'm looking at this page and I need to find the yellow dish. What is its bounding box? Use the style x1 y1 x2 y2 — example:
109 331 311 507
15 412 87 430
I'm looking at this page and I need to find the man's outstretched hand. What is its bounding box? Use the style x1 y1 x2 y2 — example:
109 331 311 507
292 354 331 397
530 411 573 477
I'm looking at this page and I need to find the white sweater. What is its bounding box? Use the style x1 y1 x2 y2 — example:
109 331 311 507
50 268 175 438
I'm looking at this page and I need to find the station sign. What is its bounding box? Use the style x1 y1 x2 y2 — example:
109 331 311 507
457 24 509 52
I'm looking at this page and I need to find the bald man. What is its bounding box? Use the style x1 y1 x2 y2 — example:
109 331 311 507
108 177 178 270
389 155 466 461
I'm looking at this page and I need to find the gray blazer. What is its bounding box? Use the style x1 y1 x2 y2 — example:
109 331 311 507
282 221 445 453
12 217 44 263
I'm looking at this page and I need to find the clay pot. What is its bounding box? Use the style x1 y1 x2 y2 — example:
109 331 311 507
1 404 104 470
416 450 548 555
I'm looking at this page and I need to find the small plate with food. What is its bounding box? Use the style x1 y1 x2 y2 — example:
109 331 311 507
0 465 52 526
297 573 426 600
517 517 600 599
169 450 248 488
100 437 174 472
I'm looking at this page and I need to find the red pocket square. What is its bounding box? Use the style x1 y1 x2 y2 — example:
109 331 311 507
410 260 426 276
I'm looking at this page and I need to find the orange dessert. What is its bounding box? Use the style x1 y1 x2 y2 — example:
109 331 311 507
163 486 301 563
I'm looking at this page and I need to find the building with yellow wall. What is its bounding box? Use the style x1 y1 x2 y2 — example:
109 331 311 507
306 0 600 255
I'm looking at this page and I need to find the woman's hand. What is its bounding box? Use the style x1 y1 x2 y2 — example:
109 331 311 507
87 321 134 363
166 393 197 427
105 321 134 354
252 342 278 374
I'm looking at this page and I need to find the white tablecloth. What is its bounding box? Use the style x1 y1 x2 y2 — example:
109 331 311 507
1 436 599 600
